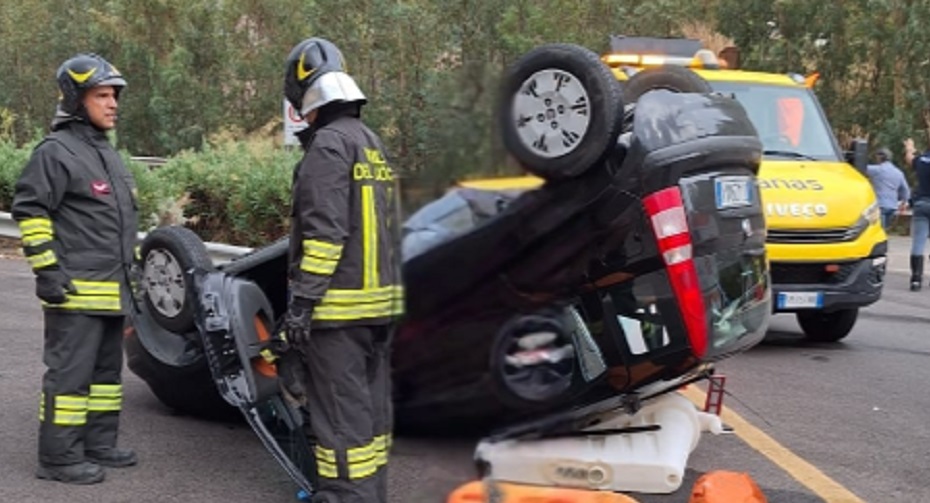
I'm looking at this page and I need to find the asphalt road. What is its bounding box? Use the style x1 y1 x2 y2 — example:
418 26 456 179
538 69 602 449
1 241 928 503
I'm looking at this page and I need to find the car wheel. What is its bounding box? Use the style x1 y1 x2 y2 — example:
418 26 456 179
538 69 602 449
489 312 578 407
621 65 713 104
140 226 215 333
125 306 238 420
796 308 858 342
499 43 624 180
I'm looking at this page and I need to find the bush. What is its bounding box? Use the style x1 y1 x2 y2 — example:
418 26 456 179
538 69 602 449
0 136 299 248
0 138 34 212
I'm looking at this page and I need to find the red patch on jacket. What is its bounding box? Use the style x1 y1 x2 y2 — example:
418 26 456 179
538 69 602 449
91 181 111 196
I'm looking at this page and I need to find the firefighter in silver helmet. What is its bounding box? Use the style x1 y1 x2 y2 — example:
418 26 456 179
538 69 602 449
281 37 403 503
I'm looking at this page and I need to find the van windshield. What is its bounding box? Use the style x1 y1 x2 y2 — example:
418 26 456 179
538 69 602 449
710 82 841 161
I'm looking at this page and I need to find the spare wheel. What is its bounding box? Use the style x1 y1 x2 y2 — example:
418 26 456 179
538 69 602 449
499 43 624 180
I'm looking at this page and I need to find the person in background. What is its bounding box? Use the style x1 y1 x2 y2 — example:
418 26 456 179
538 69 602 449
281 37 403 503
903 138 930 291
866 146 910 231
12 53 139 484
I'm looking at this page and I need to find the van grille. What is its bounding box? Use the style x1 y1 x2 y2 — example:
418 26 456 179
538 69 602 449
770 262 860 285
766 225 864 244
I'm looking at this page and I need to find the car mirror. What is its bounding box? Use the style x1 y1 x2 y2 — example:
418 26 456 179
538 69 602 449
845 139 869 173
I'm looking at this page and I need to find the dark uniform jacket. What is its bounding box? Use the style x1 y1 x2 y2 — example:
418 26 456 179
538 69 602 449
12 121 138 315
288 109 403 328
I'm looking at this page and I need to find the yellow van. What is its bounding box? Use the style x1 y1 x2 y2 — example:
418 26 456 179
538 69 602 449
600 36 886 342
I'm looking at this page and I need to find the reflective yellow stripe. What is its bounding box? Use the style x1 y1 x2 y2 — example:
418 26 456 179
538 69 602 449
314 445 336 464
315 285 404 320
303 239 343 260
374 434 390 466
55 395 88 409
54 395 88 426
22 233 52 247
361 186 378 288
348 458 378 480
347 442 376 464
44 295 122 311
73 280 120 296
54 411 87 426
315 445 338 479
88 398 121 412
18 217 52 235
90 384 122 397
88 384 122 411
39 392 45 422
27 249 57 269
319 285 403 304
300 256 338 275
134 245 141 261
314 298 404 321
317 460 338 479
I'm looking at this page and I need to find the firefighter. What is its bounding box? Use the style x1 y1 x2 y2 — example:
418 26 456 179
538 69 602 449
12 53 139 484
281 37 403 503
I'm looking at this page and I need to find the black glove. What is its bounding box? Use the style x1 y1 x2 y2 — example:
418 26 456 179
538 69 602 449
284 297 317 346
35 268 77 304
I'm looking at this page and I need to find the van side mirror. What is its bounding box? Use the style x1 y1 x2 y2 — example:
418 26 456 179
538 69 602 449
845 139 868 173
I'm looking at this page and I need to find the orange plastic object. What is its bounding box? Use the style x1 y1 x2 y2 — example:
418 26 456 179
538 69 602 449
689 471 767 503
447 480 640 503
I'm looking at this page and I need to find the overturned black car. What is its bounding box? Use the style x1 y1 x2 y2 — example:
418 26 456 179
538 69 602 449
126 44 771 450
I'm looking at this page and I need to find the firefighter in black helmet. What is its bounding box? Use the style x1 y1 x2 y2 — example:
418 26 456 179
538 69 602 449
280 37 403 503
12 53 139 484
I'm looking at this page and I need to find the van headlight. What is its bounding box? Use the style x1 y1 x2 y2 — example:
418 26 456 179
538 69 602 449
863 202 881 226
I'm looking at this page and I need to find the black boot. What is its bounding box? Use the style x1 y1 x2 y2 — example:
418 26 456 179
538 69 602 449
36 461 104 484
86 447 137 468
910 255 924 291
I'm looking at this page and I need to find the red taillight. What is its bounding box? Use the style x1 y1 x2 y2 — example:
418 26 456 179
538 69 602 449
643 187 708 358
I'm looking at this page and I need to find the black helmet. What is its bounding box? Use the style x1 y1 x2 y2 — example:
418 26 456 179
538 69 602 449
283 38 357 114
56 53 127 115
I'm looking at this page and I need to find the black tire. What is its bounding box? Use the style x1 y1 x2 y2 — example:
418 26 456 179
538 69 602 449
796 308 858 342
621 65 713 104
489 312 577 408
499 43 624 180
125 305 238 421
140 226 215 333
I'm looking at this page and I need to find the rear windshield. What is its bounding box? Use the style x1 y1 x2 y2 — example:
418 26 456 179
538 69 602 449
709 82 841 162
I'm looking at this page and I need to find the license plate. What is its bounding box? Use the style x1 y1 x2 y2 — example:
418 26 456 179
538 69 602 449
715 176 753 209
777 291 823 309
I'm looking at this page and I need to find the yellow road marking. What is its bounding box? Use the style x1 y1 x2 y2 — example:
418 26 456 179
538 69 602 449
681 386 866 503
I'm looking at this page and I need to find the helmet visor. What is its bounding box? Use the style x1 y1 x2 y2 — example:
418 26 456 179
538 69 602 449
300 72 366 116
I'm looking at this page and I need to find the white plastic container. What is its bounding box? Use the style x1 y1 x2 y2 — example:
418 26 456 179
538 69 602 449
475 392 725 494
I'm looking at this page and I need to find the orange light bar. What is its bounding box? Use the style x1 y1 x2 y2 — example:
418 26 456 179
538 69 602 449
603 52 715 69
603 53 642 65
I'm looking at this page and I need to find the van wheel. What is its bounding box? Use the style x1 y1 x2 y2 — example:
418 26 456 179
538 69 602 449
621 65 713 104
796 308 858 342
499 43 624 180
140 226 215 333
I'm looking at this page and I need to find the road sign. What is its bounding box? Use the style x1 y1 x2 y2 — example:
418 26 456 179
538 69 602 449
283 99 308 146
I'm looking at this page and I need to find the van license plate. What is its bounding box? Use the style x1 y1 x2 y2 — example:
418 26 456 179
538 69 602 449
777 292 823 309
715 176 753 209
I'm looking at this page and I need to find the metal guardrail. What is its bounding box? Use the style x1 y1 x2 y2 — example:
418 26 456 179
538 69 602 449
0 212 252 263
